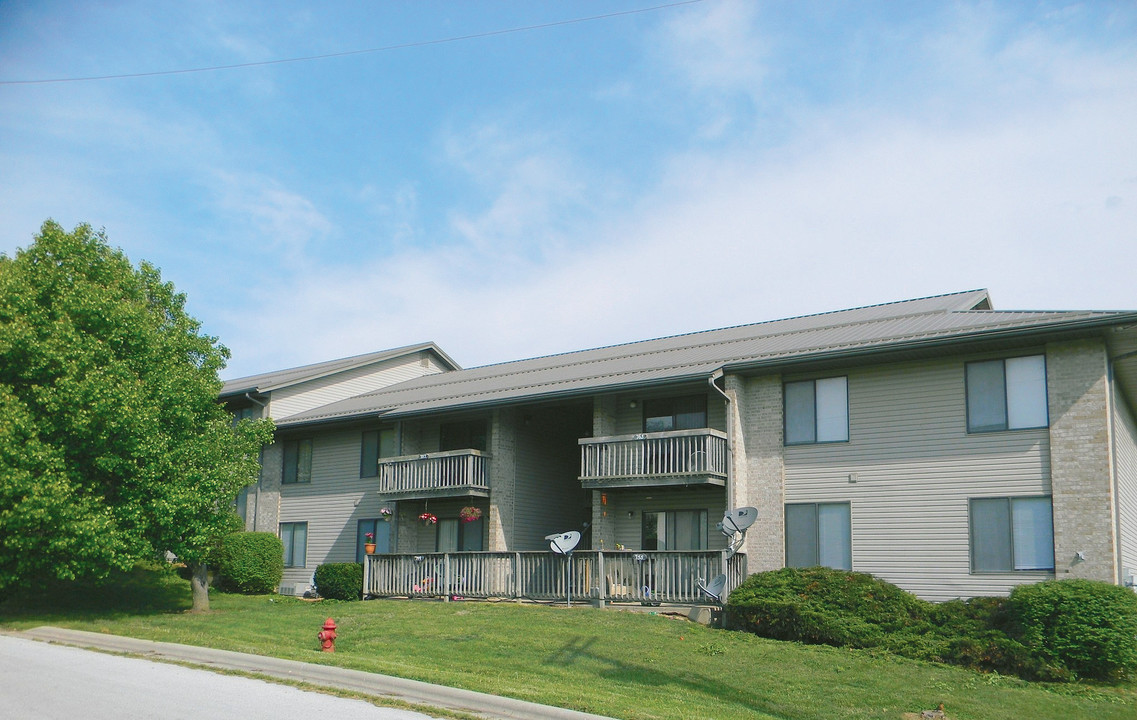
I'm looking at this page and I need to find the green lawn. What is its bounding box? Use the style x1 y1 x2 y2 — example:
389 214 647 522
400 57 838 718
1 566 1134 720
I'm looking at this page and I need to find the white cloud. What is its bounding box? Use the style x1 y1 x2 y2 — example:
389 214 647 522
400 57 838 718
218 2 1137 378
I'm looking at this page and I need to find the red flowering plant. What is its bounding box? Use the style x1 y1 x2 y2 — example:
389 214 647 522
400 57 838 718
459 506 483 523
418 512 437 525
364 532 375 543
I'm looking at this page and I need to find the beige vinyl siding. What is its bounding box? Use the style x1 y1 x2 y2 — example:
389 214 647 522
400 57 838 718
785 354 1052 601
608 487 728 551
278 428 396 590
1114 387 1137 583
512 404 592 550
269 353 445 420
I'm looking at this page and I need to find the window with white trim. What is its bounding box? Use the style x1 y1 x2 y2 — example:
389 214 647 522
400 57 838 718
785 502 852 570
785 377 849 445
966 356 1048 433
970 497 1054 572
280 522 308 568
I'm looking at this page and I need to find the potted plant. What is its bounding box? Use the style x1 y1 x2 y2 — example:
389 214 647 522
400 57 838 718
459 506 482 523
418 512 437 526
379 507 392 521
364 531 376 554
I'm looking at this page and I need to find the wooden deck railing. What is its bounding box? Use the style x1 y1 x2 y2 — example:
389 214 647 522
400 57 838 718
362 550 747 605
376 449 489 496
578 429 728 487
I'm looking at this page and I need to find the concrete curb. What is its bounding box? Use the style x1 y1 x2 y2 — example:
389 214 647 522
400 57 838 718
20 626 616 720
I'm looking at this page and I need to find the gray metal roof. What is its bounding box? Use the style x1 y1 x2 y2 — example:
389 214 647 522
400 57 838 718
219 342 460 398
276 290 1137 427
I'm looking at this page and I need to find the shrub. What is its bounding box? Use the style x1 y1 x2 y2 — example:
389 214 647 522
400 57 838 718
727 567 928 649
1006 579 1137 681
215 532 283 594
725 568 1090 682
314 563 362 601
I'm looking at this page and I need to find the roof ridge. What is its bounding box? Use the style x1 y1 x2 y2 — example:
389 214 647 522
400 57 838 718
335 297 995 401
285 309 1116 424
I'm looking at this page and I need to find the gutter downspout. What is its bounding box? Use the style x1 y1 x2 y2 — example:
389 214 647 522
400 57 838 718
709 369 733 512
244 392 269 531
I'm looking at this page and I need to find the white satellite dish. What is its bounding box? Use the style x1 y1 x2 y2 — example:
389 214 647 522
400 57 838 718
717 507 758 558
545 530 581 555
698 574 728 603
545 530 582 606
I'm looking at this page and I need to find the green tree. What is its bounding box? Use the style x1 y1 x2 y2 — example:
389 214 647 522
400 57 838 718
0 221 273 610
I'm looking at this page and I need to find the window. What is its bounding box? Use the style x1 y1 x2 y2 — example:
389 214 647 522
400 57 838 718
231 406 257 425
356 518 391 562
436 518 484 552
360 428 398 478
642 510 708 550
643 395 708 433
966 355 1048 432
280 522 308 567
440 420 488 452
282 438 312 484
785 502 851 570
970 497 1054 572
785 377 849 444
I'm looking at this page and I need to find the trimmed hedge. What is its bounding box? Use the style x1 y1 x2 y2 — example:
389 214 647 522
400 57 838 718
726 568 1137 682
215 532 283 594
314 563 362 601
1006 579 1137 681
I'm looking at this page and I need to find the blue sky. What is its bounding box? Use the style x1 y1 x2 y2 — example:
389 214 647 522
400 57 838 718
2 1 1135 379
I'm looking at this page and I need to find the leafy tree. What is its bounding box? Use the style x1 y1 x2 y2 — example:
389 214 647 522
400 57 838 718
0 221 273 610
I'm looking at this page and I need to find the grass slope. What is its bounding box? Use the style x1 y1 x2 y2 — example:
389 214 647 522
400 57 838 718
1 566 1133 720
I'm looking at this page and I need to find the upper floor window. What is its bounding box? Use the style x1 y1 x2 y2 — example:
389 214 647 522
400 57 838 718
643 395 707 433
966 356 1048 433
281 438 312 484
360 427 398 478
440 419 488 452
970 496 1053 572
231 406 257 425
785 377 848 445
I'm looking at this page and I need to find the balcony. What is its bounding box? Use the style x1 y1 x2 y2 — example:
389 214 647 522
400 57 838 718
578 428 728 489
363 549 747 605
377 449 490 499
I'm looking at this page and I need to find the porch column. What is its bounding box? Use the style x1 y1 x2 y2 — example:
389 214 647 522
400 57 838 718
728 373 785 571
1047 338 1118 583
488 407 517 551
590 396 618 549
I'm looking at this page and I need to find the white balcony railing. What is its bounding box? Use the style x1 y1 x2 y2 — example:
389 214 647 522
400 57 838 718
363 550 747 605
578 429 728 488
376 449 489 497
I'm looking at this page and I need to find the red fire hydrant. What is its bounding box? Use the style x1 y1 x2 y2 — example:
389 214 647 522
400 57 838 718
317 617 337 652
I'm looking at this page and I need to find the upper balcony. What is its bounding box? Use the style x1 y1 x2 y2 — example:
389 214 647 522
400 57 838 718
578 428 728 489
377 449 490 499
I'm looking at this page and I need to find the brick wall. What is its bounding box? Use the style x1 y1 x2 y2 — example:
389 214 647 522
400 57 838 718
1047 338 1117 583
488 407 516 551
728 373 785 570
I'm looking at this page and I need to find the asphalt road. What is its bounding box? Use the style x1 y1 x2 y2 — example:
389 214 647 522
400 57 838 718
0 634 438 720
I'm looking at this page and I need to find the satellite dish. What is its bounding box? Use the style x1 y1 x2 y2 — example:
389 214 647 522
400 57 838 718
545 530 582 606
698 574 727 603
545 530 581 555
717 507 758 558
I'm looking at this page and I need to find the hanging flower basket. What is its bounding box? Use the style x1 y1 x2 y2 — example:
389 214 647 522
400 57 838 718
459 506 483 523
379 507 392 522
418 512 438 525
